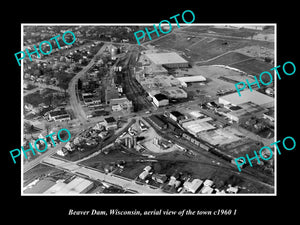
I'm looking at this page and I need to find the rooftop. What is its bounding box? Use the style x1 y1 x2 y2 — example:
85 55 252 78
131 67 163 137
177 75 206 83
154 93 168 101
104 116 116 123
145 52 188 65
219 90 274 107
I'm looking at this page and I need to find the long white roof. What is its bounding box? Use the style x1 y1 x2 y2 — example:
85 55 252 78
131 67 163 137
219 90 274 106
145 52 188 65
177 75 206 83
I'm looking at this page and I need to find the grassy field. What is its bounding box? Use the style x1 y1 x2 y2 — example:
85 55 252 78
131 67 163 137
183 26 258 38
230 58 274 76
151 25 274 63
197 52 251 66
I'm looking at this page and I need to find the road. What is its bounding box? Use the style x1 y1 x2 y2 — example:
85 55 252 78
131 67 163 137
42 157 164 194
23 141 68 173
67 43 108 123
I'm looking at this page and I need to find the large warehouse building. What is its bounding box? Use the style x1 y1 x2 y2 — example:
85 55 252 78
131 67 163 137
218 90 274 108
145 52 189 68
176 75 207 87
44 177 94 194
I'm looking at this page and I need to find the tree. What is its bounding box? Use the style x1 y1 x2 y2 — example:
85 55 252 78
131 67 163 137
78 78 82 90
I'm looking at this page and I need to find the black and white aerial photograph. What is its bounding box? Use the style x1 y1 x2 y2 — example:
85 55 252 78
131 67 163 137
22 24 276 195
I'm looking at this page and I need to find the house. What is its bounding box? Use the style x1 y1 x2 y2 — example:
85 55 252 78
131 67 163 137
57 148 68 156
226 186 239 194
183 178 203 193
143 165 152 172
203 179 214 187
65 142 75 151
139 170 149 180
151 174 167 184
200 186 214 194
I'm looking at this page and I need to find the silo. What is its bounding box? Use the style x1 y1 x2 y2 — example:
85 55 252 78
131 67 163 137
110 45 119 60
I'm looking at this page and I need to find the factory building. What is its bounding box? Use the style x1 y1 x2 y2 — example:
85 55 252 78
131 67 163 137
219 90 274 108
145 52 189 68
44 177 94 194
176 75 207 87
224 101 268 123
152 93 169 107
181 117 215 136
169 111 186 122
48 109 71 122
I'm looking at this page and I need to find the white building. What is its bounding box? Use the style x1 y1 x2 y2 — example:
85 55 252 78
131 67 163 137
184 178 203 193
110 97 133 112
57 148 68 156
219 90 274 108
176 75 206 87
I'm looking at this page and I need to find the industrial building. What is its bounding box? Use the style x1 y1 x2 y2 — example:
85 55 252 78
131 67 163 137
224 101 268 123
176 75 207 87
145 52 189 68
152 93 169 107
44 177 94 194
169 111 186 122
148 115 167 130
110 97 133 113
181 117 215 136
218 90 274 108
48 109 71 122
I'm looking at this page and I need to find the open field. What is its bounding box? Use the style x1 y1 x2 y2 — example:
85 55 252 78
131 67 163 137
151 25 274 63
178 65 257 97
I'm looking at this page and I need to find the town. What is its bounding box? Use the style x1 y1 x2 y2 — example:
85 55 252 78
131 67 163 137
22 24 275 195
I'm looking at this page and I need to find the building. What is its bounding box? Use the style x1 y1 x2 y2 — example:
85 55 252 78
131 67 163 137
148 115 167 130
139 170 149 180
200 186 214 194
110 97 133 113
224 101 268 123
184 178 203 193
48 109 71 122
225 102 268 123
152 93 169 107
176 75 206 87
56 148 68 156
104 116 117 130
44 177 94 194
181 118 215 136
82 93 102 107
151 174 168 184
219 90 274 108
145 52 189 68
169 111 186 122
106 85 119 104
